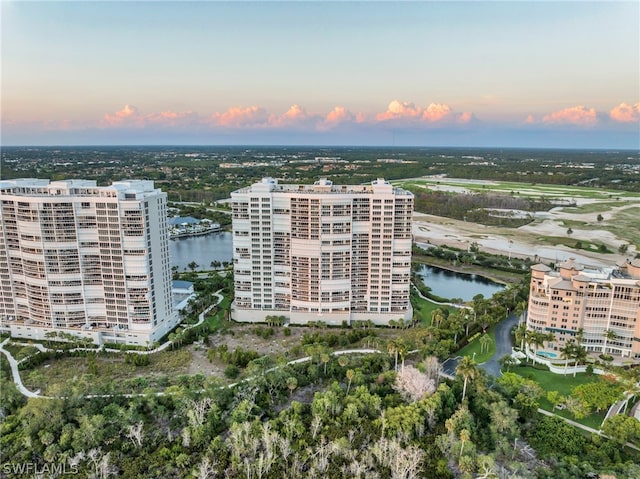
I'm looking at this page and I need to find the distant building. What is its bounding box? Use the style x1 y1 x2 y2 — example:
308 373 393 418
168 216 220 238
0 179 178 346
527 258 640 360
231 177 414 325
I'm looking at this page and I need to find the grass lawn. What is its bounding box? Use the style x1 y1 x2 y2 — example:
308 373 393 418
205 297 232 331
457 328 496 364
412 292 451 326
514 365 607 430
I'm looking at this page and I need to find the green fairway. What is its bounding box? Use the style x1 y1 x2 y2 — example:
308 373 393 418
394 178 636 200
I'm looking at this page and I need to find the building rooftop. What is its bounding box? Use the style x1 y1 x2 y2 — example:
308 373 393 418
233 177 413 196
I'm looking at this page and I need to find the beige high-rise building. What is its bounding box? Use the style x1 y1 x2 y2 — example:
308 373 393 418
0 179 177 346
527 258 640 360
231 178 413 326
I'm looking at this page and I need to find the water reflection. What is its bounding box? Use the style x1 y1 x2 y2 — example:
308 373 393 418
169 232 233 271
415 264 504 301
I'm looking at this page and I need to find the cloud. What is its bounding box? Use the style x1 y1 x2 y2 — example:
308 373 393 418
268 104 323 128
102 104 142 126
422 103 452 122
609 102 640 123
376 100 422 121
318 106 359 130
541 105 598 126
102 104 200 128
212 106 270 127
375 100 474 125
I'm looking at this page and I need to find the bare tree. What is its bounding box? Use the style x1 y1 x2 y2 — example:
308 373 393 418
126 421 144 448
394 365 436 402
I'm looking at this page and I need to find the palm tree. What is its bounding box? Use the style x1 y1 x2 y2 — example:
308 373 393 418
459 429 471 458
531 331 546 363
456 356 478 402
602 329 618 354
346 369 355 394
286 377 297 397
321 352 330 376
387 340 399 372
571 344 587 377
524 329 537 363
431 308 446 328
513 323 527 351
559 341 576 376
396 339 408 372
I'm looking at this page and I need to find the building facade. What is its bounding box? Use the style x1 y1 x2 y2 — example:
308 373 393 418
231 178 413 325
527 258 640 359
0 179 177 346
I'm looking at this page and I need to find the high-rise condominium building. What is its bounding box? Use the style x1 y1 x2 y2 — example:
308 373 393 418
527 258 640 360
231 178 413 326
0 179 177 346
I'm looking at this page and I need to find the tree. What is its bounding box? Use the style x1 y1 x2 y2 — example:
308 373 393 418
513 323 527 351
573 381 623 413
602 329 618 354
559 341 576 376
459 428 470 458
499 354 519 372
393 365 436 402
566 227 573 236
387 340 399 372
346 369 355 394
618 243 629 254
479 334 492 354
597 214 604 222
286 377 298 397
456 357 478 402
602 415 640 445
571 343 587 377
188 261 199 272
321 352 330 376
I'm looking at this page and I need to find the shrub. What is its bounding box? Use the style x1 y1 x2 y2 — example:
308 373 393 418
224 365 240 379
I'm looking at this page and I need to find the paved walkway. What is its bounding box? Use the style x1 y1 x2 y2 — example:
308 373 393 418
0 290 225 399
480 313 520 377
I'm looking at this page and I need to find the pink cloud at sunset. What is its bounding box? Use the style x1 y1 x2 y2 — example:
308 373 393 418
609 102 640 123
269 104 314 127
375 100 473 124
102 105 199 129
212 106 270 128
325 106 356 124
102 104 142 127
376 100 423 121
541 106 598 126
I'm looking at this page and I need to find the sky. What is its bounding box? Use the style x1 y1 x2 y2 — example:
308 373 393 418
1 1 639 148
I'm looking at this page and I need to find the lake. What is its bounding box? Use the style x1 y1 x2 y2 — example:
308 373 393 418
415 264 504 301
170 234 505 301
169 231 233 271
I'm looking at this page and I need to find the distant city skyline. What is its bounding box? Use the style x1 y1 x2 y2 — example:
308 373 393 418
2 1 638 148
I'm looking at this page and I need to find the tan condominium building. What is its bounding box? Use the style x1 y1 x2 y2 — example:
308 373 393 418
0 179 178 346
527 258 640 360
231 178 414 326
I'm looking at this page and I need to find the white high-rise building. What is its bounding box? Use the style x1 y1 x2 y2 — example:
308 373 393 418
0 179 178 346
231 178 414 326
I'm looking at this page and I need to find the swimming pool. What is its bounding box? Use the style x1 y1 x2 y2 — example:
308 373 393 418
536 351 558 359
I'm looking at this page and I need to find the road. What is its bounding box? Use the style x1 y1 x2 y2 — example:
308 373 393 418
480 313 520 377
